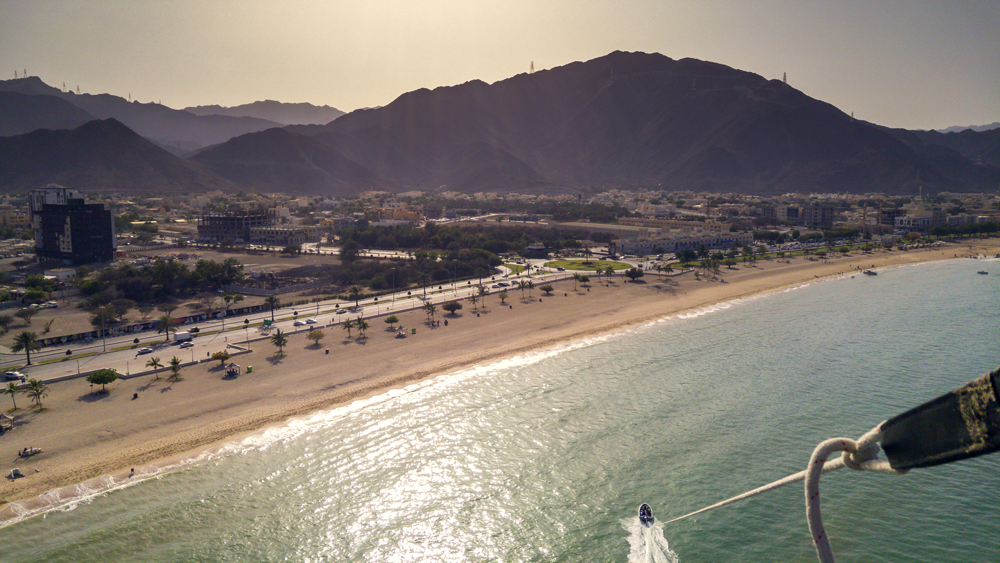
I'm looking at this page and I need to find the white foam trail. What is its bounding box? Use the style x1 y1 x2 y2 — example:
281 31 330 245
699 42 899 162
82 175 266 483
624 518 680 563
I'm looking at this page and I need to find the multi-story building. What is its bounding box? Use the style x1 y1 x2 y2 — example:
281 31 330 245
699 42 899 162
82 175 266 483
196 210 278 243
29 186 116 264
799 205 836 227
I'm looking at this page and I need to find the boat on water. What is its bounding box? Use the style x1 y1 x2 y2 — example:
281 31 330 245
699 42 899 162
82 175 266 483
977 271 989 275
638 503 654 526
863 270 877 276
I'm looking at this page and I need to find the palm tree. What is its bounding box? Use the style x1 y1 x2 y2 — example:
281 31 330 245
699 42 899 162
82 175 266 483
467 294 479 311
348 285 363 309
10 331 40 365
515 280 526 300
422 302 437 323
145 357 164 380
526 280 535 298
3 381 21 410
341 318 355 339
356 318 370 339
25 378 48 408
270 328 288 356
477 285 488 309
168 356 182 381
156 313 176 342
419 273 430 299
264 295 281 323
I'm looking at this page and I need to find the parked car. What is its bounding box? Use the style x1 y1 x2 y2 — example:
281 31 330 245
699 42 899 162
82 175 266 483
43 301 58 309
179 342 194 349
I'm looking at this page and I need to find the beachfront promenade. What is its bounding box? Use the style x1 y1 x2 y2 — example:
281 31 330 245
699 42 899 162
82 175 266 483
2 241 996 515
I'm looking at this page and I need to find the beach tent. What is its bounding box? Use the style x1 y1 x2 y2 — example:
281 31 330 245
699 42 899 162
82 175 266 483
0 413 13 431
225 363 241 378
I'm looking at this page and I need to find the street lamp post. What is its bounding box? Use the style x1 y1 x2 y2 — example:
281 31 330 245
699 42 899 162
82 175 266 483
244 318 250 351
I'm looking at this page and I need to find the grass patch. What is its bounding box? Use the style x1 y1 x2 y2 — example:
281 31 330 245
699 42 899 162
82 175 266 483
504 263 527 274
545 260 631 271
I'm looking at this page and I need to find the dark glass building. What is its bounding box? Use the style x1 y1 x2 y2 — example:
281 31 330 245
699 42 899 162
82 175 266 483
31 188 116 264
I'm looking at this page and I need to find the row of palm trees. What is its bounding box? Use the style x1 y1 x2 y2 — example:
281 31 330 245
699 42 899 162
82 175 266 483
3 378 49 410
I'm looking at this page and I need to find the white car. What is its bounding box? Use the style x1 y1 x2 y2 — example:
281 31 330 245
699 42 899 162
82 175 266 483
305 318 318 324
137 347 153 354
179 341 194 349
4 370 23 381
335 309 347 315
293 320 305 326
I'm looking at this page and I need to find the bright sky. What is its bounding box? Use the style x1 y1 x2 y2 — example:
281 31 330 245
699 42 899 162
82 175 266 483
2 0 997 130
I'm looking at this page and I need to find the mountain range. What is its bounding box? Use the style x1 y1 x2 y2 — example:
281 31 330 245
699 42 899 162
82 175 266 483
2 51 998 197
183 100 344 126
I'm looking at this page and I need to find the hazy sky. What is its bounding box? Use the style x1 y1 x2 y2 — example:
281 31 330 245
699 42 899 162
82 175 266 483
3 0 997 130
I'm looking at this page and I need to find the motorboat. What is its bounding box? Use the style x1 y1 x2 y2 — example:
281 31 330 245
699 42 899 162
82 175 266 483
977 271 988 275
863 270 877 276
639 503 654 526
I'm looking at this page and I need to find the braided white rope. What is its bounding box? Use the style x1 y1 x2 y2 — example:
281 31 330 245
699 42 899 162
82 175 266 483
806 424 907 563
662 423 907 563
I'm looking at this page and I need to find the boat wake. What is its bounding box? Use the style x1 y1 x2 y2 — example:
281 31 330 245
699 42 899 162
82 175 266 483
624 517 679 563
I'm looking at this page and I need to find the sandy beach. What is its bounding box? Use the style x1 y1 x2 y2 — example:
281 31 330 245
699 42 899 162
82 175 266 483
2 240 997 516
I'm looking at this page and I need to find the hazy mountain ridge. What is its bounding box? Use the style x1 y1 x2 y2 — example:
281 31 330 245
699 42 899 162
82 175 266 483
936 122 1000 134
184 100 345 126
0 76 282 150
288 50 998 194
0 118 233 193
2 53 998 196
0 91 95 136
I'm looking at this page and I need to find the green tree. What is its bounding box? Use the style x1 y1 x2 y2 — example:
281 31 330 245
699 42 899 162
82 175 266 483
25 378 48 408
341 318 355 339
86 368 118 392
0 314 13 333
442 301 463 315
384 315 399 330
264 295 281 323
499 291 509 305
211 350 231 367
15 308 39 326
168 356 182 381
540 284 555 295
307 329 326 346
270 328 288 356
222 292 244 330
3 381 21 410
625 268 644 282
11 331 40 365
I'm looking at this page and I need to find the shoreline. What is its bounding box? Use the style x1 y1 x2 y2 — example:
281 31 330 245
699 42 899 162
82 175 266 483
2 240 998 523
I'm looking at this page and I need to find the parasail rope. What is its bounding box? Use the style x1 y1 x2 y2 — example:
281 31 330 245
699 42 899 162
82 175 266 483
661 422 908 563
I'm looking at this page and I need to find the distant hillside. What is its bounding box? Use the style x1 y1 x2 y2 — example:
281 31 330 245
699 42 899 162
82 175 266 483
184 100 345 126
937 122 1000 134
283 51 999 195
0 77 282 150
0 92 95 136
0 118 233 193
190 127 384 196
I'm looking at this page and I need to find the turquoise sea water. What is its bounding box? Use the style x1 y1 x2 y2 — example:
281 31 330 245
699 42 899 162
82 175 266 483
2 258 998 563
